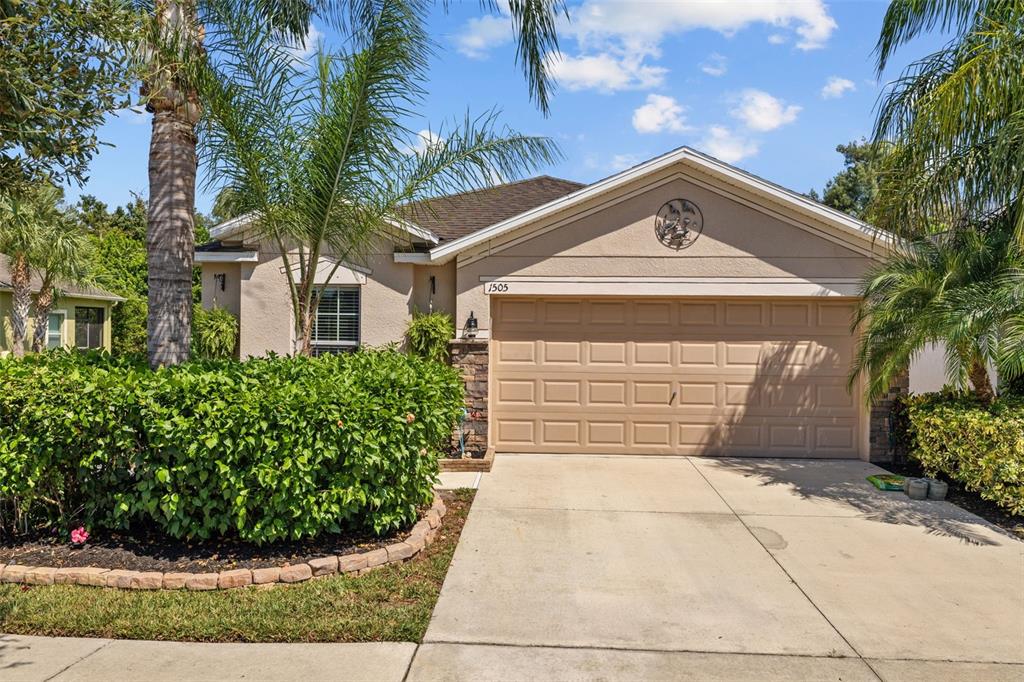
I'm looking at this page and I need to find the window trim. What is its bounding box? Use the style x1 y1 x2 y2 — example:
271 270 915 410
310 286 360 354
47 310 67 350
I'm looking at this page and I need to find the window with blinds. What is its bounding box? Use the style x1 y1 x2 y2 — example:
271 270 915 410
311 287 360 355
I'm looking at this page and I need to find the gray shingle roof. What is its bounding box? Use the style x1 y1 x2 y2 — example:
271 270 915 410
401 176 586 243
0 255 124 302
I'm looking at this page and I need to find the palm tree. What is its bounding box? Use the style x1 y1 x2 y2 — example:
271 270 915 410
850 217 1024 403
141 0 566 367
872 0 1024 241
30 223 94 353
198 0 560 354
0 183 66 357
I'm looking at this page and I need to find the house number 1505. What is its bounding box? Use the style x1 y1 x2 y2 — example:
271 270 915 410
485 282 509 293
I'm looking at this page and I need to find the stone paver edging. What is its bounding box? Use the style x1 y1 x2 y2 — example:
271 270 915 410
0 496 446 591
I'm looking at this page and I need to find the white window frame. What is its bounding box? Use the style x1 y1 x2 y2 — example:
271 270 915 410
310 286 360 355
47 310 67 349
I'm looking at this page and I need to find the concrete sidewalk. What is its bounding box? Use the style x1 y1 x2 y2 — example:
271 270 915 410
0 635 417 681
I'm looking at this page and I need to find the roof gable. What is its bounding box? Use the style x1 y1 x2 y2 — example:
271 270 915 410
402 147 890 264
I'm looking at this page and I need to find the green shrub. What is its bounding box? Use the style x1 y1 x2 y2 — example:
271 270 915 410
405 311 454 364
192 304 239 359
905 393 1024 515
0 349 463 543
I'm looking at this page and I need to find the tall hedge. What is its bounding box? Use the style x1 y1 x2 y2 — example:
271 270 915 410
905 393 1024 515
0 350 463 543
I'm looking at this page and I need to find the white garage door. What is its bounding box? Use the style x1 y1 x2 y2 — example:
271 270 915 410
490 297 863 457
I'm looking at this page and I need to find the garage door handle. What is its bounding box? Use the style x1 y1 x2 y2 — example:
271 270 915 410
669 390 677 406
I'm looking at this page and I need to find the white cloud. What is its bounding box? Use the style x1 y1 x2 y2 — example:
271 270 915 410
731 89 801 131
700 52 727 77
821 76 856 99
564 0 837 52
286 23 322 65
698 126 759 164
404 129 444 156
632 94 690 134
767 33 787 45
547 52 666 92
455 1 837 95
456 14 512 58
610 153 643 171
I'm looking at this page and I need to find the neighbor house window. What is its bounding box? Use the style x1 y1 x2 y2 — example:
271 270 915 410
75 307 105 349
47 312 65 349
311 287 359 355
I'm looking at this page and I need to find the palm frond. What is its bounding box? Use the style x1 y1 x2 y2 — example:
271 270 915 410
875 0 987 72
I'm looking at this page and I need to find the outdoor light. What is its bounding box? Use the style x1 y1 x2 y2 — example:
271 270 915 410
465 311 478 338
214 273 226 291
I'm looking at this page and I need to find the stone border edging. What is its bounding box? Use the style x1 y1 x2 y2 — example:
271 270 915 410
0 496 446 591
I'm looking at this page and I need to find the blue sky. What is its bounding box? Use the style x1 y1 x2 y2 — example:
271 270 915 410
69 1 946 216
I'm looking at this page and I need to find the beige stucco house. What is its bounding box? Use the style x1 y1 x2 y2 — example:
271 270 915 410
199 147 914 461
0 257 121 355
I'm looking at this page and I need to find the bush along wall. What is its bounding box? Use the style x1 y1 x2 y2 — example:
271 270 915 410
0 349 463 543
904 393 1024 515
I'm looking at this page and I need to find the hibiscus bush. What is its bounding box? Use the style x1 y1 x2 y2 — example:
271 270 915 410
0 349 462 543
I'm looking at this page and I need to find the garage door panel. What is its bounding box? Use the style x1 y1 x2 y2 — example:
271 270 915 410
589 341 627 364
725 302 765 326
633 342 673 365
541 380 581 405
491 297 862 457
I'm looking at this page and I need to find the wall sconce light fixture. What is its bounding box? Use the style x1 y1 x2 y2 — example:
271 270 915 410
465 310 478 338
214 273 226 291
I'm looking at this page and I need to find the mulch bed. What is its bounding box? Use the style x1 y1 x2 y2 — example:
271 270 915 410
0 502 438 574
884 459 1023 539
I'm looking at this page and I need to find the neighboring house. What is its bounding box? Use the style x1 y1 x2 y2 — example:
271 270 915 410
199 146 924 461
0 257 122 355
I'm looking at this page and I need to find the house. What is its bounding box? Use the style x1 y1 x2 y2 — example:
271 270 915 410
0 257 122 354
199 146 918 462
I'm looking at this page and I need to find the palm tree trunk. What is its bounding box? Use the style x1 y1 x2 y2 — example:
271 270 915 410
8 252 30 358
147 109 197 367
30 279 55 353
145 0 202 368
968 358 996 404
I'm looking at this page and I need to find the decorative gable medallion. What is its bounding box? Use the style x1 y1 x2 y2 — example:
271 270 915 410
654 198 703 250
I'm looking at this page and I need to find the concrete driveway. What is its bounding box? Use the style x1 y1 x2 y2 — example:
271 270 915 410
410 454 1024 681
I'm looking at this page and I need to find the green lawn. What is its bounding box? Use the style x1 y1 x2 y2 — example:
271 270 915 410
0 489 473 642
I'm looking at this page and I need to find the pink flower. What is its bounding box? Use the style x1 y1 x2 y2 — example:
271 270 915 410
70 526 89 545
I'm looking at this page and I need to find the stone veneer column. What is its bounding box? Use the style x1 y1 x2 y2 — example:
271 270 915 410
449 338 489 459
868 372 909 462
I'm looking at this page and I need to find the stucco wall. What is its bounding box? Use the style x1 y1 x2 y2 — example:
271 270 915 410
909 341 998 394
412 261 457 317
361 250 415 347
229 238 417 356
200 263 241 317
455 169 879 335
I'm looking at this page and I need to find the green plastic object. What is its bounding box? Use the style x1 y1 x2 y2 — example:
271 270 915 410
867 474 905 491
